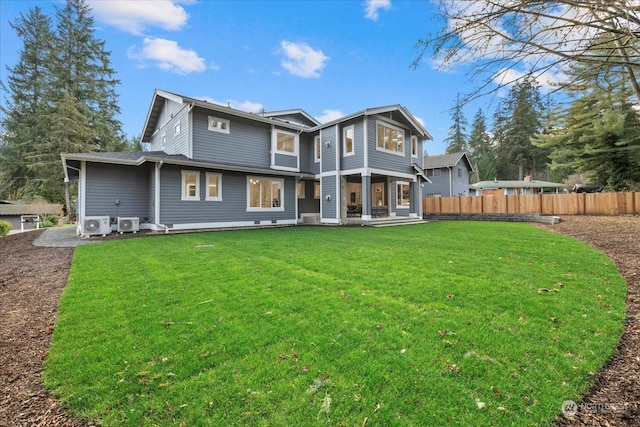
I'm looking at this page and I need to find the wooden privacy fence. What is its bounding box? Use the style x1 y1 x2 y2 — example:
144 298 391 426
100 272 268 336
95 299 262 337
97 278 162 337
423 192 640 216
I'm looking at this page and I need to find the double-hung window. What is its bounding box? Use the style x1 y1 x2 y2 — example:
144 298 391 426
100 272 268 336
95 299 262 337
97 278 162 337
376 122 405 155
396 182 410 208
247 177 284 210
205 173 222 201
181 171 200 201
343 126 354 156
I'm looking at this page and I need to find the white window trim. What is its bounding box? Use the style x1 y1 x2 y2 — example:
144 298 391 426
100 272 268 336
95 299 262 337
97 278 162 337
205 172 222 201
343 125 355 157
208 116 230 134
375 120 406 157
161 133 167 150
272 128 299 156
297 181 306 199
396 181 410 208
411 135 418 158
181 170 200 201
246 176 285 212
314 136 321 163
175 121 181 136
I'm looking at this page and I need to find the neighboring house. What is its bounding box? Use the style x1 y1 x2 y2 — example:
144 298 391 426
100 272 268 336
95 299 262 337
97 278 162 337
0 201 63 231
470 179 567 195
61 89 432 233
422 152 473 197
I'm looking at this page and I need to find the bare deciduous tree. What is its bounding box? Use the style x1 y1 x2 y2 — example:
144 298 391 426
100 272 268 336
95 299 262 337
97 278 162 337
414 0 640 102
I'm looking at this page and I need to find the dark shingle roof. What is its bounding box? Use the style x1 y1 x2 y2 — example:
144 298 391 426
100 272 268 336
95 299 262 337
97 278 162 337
424 152 473 171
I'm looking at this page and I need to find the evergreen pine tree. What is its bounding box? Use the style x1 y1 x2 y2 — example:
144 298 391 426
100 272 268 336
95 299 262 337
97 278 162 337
444 94 469 154
25 91 95 202
0 7 54 199
492 77 548 180
50 0 124 152
467 108 496 182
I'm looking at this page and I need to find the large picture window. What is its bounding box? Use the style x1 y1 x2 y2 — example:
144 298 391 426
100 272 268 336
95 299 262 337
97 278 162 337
248 177 284 210
397 182 410 208
376 122 405 154
205 173 222 201
181 170 200 201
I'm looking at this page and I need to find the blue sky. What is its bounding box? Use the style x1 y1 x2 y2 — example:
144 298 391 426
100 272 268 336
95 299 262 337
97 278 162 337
0 0 493 155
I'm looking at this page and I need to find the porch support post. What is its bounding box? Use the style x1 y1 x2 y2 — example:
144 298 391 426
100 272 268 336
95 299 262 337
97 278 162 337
361 173 372 220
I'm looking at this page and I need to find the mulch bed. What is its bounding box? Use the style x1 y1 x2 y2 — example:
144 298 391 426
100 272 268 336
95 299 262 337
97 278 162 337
1 217 639 426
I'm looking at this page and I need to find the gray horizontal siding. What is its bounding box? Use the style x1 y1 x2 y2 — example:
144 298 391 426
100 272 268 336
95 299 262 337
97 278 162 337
341 120 365 171
85 163 152 222
191 107 271 167
274 153 298 170
158 165 297 225
320 175 337 219
366 118 413 175
321 126 337 172
149 99 188 153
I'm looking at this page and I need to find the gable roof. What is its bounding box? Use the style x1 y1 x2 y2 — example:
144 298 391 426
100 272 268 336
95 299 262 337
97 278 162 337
142 89 432 142
142 89 310 142
424 152 474 171
261 109 320 127
313 105 432 139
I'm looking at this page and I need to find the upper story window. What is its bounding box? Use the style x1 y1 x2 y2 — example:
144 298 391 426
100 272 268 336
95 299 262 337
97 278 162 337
343 126 354 156
181 170 200 201
161 133 167 150
427 168 442 177
314 136 321 162
376 122 405 155
247 177 284 211
273 129 299 155
397 182 410 208
458 168 463 178
411 136 418 157
205 172 222 201
208 116 230 134
175 122 181 136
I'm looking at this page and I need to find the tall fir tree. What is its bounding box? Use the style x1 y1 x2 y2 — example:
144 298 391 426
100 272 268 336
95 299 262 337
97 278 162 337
492 77 548 180
25 91 95 202
533 55 640 190
444 94 469 154
0 7 54 199
50 0 124 152
467 108 496 182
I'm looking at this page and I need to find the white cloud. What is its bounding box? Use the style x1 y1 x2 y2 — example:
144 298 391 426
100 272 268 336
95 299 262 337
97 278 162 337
127 38 206 74
315 109 344 123
88 0 191 35
198 97 265 113
364 0 392 21
279 41 329 78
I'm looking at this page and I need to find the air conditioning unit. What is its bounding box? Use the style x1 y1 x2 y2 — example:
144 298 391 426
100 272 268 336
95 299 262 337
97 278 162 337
82 216 111 237
117 216 139 234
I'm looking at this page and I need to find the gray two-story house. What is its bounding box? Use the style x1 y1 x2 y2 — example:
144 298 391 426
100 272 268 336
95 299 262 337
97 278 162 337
62 89 432 234
422 152 473 197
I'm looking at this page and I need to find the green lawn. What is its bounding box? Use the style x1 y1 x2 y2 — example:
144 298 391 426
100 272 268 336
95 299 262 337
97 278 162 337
45 222 626 426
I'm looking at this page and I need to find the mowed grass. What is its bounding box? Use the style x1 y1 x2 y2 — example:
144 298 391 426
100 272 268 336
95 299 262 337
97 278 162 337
45 222 626 426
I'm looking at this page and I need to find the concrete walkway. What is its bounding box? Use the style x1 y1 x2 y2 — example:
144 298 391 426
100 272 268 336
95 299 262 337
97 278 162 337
32 226 101 248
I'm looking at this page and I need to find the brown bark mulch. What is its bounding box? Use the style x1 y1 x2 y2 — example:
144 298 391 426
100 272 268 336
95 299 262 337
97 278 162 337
1 217 639 426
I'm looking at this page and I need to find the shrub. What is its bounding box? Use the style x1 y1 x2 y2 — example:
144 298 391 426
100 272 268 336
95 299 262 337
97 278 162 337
44 214 60 225
40 220 54 228
0 220 12 237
